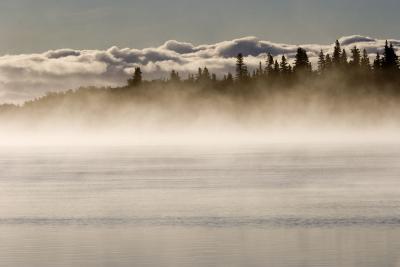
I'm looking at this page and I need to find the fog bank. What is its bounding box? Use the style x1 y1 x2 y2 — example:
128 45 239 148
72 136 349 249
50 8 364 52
1 83 399 146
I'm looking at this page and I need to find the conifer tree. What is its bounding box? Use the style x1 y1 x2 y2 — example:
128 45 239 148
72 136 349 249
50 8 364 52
197 67 211 83
235 53 248 81
325 54 333 70
373 52 382 72
265 53 274 76
318 50 326 74
128 67 142 86
332 40 342 66
340 49 348 67
382 41 399 71
273 60 280 76
390 43 399 69
170 70 180 82
280 55 290 74
360 49 371 72
294 48 311 73
202 67 211 80
350 46 361 68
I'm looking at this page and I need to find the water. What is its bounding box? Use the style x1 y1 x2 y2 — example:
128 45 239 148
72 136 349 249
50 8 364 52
1 144 400 267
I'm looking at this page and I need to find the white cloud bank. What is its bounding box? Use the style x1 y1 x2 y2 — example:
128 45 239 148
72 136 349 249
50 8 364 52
0 35 398 103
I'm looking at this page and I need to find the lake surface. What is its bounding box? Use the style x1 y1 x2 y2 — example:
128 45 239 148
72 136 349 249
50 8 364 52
1 143 400 267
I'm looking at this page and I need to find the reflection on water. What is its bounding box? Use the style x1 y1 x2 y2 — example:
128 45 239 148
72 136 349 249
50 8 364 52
1 144 400 267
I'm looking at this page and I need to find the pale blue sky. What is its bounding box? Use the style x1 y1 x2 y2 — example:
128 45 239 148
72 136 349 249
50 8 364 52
0 0 399 54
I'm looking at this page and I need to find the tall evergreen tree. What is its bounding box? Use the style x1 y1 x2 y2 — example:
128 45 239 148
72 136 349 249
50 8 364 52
350 46 361 68
294 48 311 73
265 53 274 76
390 43 399 69
317 50 326 74
332 40 342 67
325 54 333 71
382 41 399 71
235 53 248 81
340 49 348 67
373 52 382 72
280 55 290 74
360 49 371 72
273 60 280 75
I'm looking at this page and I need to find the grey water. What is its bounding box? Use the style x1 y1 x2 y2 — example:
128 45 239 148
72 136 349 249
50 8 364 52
1 143 400 267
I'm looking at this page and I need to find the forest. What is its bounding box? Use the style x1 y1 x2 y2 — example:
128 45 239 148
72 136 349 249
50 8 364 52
122 39 400 92
0 39 399 130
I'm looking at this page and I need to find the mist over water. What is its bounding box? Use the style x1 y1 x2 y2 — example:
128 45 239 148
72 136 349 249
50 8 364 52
1 78 400 266
1 144 400 267
1 81 400 146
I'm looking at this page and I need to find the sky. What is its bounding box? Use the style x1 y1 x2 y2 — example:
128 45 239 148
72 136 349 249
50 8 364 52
0 0 400 55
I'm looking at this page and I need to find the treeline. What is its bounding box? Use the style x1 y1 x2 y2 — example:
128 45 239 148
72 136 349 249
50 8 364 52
0 38 399 118
0 39 399 129
128 39 400 92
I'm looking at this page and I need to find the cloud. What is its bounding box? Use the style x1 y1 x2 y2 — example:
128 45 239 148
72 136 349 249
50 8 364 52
160 40 197 54
45 49 82 59
338 35 376 46
0 35 399 103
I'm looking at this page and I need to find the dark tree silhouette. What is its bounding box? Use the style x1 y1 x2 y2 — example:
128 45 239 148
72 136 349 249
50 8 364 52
197 68 203 81
170 70 180 82
333 40 342 67
265 53 274 77
236 53 248 81
273 60 280 75
350 46 361 68
360 49 371 72
318 50 326 74
340 49 348 68
382 41 399 72
212 73 217 82
203 67 211 80
128 67 142 87
373 52 382 72
294 48 311 73
120 38 399 95
325 54 333 70
196 67 211 83
280 55 290 75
